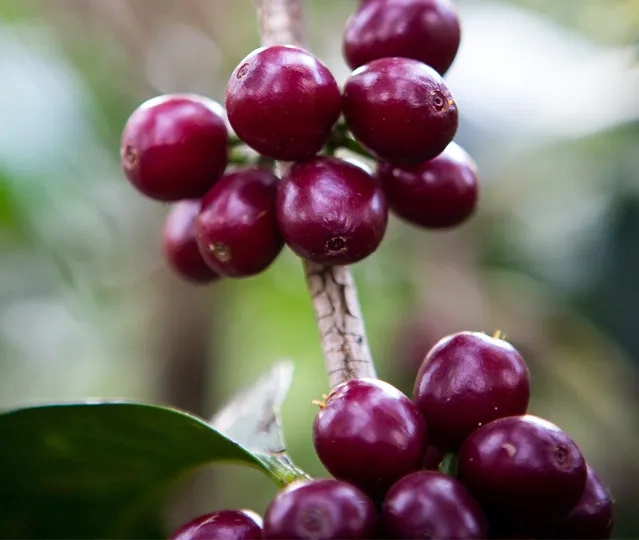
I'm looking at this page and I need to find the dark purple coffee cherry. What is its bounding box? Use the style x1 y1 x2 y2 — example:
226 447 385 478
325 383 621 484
121 94 228 201
196 167 283 278
263 479 376 539
536 464 614 539
343 57 458 164
343 0 461 75
225 45 341 161
276 157 387 265
313 378 427 497
382 471 487 539
162 200 220 284
170 509 262 540
413 331 530 450
458 415 587 522
377 142 479 229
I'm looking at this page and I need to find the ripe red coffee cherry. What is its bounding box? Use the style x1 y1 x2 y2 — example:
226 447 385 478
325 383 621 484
196 167 283 278
382 471 487 539
170 509 262 540
457 415 587 522
162 200 220 284
377 142 479 229
263 479 376 539
226 46 341 161
276 157 387 265
121 94 228 201
343 57 458 164
343 0 461 75
536 464 614 539
413 331 530 450
313 378 427 497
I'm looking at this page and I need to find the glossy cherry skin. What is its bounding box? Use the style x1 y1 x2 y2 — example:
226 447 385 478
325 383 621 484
382 471 487 539
276 157 387 265
535 464 614 539
458 415 587 523
413 331 530 450
263 479 376 539
343 57 458 164
170 509 263 540
377 142 479 229
196 167 283 278
121 94 228 201
343 0 461 75
162 200 221 284
313 378 428 497
226 45 341 161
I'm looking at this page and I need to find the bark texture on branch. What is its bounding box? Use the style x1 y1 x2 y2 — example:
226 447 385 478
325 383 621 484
254 0 377 389
253 0 305 47
304 261 377 388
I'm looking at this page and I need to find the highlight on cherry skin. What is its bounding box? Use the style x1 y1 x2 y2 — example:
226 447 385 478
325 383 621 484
458 414 588 523
412 330 531 450
312 377 427 498
225 45 342 162
120 94 228 202
170 509 263 540
343 56 459 164
276 157 388 266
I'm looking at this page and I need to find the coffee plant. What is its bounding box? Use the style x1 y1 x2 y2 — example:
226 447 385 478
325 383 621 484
0 0 615 538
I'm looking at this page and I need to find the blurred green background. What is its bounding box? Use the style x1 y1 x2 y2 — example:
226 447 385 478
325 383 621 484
0 0 638 537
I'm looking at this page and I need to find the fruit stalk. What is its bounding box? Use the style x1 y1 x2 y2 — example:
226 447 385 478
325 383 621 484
253 0 377 388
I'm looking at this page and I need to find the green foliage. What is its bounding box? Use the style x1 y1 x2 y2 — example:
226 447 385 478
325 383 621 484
0 402 303 539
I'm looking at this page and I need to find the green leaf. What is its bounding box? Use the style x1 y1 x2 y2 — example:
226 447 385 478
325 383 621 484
0 401 285 539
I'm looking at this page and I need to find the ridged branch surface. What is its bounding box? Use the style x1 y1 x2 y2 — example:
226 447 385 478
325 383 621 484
254 0 377 389
253 0 305 47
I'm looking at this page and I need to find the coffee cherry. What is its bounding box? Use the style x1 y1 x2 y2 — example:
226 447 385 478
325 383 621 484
343 0 461 75
162 200 221 284
382 471 487 539
170 509 262 540
225 46 341 161
343 57 458 164
413 331 530 450
196 167 283 278
121 94 228 201
313 378 427 497
377 142 479 229
457 415 587 522
276 157 387 265
263 479 376 539
536 464 614 539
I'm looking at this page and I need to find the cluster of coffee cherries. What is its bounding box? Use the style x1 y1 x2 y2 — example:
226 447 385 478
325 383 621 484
120 0 478 283
171 331 613 539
